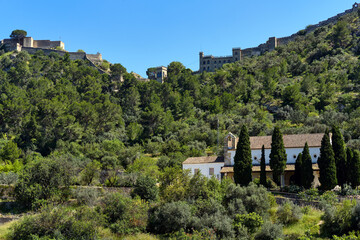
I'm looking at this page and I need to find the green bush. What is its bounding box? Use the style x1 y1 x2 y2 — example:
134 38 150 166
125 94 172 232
8 205 104 240
224 182 271 217
99 192 148 234
0 172 18 185
321 200 356 237
108 198 148 235
73 187 99 206
234 212 263 235
277 200 302 225
14 158 72 209
254 221 284 240
148 201 192 234
131 174 158 201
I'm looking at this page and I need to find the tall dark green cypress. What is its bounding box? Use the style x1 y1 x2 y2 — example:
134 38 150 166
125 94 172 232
293 153 302 186
260 145 267 187
301 142 314 189
233 125 252 185
318 130 337 190
332 126 347 186
348 149 360 188
269 126 287 186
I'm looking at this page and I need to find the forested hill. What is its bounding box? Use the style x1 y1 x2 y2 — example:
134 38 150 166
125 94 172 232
0 9 359 170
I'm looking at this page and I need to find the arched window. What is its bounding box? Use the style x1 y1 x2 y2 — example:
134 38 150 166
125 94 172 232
207 60 210 64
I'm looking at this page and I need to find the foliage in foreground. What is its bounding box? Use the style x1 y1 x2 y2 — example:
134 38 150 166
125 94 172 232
8 205 103 240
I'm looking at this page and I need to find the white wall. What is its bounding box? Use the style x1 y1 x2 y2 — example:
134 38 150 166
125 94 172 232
183 162 224 180
228 147 320 166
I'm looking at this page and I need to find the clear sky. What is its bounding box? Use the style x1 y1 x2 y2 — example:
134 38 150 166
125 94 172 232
0 0 357 76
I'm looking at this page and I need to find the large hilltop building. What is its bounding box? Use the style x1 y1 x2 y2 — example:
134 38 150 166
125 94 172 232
1 36 65 52
199 2 360 73
1 35 104 73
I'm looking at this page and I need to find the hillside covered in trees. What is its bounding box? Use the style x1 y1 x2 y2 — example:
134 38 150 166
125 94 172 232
0 7 360 240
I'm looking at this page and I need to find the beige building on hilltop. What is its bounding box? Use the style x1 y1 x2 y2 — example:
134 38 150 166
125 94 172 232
1 36 65 51
146 66 168 83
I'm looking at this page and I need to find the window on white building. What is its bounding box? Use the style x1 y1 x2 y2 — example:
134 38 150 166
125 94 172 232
209 168 214 176
194 169 199 174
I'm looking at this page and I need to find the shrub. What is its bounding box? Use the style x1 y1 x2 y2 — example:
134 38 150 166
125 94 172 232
131 174 158 201
224 183 271 217
108 197 148 235
254 221 284 240
234 212 263 234
147 201 191 234
73 187 99 206
8 205 104 240
299 188 319 202
0 172 18 185
321 200 356 237
14 158 72 209
277 200 302 225
99 192 148 235
101 192 129 224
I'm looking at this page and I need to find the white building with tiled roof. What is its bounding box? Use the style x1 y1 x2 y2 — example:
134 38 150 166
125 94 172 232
183 132 326 186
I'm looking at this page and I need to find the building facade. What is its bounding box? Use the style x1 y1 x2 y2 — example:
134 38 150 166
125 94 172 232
146 66 168 83
183 132 326 186
1 36 65 51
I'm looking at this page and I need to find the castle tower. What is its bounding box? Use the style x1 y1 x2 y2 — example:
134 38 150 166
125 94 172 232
199 52 204 72
268 37 278 51
232 48 242 62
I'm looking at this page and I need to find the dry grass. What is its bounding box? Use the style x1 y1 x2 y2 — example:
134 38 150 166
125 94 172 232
0 219 17 240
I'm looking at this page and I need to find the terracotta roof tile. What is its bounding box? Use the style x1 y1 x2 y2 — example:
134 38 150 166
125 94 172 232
183 156 224 164
249 133 324 149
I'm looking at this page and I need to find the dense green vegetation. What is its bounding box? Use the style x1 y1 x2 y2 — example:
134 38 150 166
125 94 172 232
1 7 360 240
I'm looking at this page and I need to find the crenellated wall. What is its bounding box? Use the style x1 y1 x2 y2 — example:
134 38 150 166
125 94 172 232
199 3 359 73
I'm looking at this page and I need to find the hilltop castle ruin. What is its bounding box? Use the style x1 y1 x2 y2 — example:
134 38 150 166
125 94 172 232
1 35 103 67
199 3 360 73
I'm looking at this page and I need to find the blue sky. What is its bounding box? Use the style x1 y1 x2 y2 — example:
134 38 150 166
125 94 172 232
0 0 357 76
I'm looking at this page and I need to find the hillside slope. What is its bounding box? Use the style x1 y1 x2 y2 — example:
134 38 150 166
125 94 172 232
0 9 359 168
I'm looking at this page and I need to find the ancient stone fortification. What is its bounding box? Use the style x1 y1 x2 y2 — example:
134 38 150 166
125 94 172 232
199 3 359 73
1 36 105 74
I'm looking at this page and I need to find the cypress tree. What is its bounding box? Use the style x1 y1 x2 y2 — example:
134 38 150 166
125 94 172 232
301 142 314 189
332 126 347 186
318 130 337 190
269 126 287 186
260 145 267 187
234 125 252 186
348 149 360 188
293 153 302 186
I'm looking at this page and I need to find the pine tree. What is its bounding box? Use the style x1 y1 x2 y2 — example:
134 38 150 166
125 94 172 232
301 143 314 189
332 126 347 186
260 145 267 187
293 153 302 186
318 130 337 190
348 149 360 188
234 125 252 186
269 126 287 186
